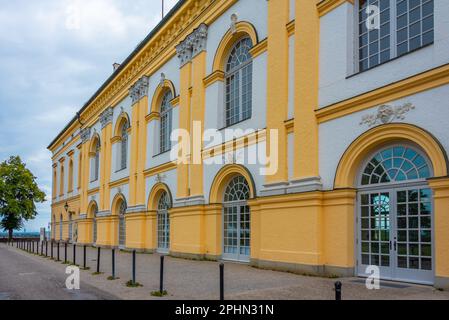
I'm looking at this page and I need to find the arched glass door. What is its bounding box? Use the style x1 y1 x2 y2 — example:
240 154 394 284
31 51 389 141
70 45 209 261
357 145 433 284
92 205 98 244
223 176 251 262
157 192 171 253
118 200 127 248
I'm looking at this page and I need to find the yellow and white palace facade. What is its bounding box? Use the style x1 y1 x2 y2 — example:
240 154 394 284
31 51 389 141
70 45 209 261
49 0 449 288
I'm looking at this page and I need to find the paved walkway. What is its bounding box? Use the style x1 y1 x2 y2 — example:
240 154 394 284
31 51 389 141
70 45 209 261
0 244 117 300
2 243 449 300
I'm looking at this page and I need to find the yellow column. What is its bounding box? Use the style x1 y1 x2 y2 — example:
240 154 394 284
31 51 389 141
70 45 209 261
136 97 148 205
99 126 107 209
80 141 90 213
266 0 289 183
177 62 192 198
293 0 320 179
102 122 112 210
129 77 149 206
129 102 139 206
428 177 449 289
190 51 206 196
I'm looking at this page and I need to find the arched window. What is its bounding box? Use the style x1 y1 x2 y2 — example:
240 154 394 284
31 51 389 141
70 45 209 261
223 175 251 262
120 120 129 170
159 91 173 154
224 175 251 202
68 159 74 192
59 165 64 196
357 144 433 284
92 203 98 244
92 139 100 182
78 152 82 189
53 169 57 198
118 200 127 247
225 37 253 127
157 191 171 253
360 145 431 186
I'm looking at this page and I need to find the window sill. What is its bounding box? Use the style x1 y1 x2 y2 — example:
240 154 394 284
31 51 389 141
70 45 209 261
115 168 127 174
219 116 252 131
346 42 434 80
153 149 172 158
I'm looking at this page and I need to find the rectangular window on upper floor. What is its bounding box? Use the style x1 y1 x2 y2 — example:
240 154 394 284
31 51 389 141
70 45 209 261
357 0 434 73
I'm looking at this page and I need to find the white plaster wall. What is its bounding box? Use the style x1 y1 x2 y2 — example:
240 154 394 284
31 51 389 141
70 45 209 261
319 1 449 107
319 84 449 190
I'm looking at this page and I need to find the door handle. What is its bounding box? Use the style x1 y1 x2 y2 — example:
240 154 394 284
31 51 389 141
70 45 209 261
394 241 397 251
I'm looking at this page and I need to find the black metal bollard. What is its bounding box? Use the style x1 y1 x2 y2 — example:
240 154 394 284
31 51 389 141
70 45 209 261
132 250 136 285
160 255 165 294
64 242 68 263
112 248 116 279
83 245 86 269
73 244 76 265
96 247 101 273
32 241 34 253
220 263 224 301
57 241 60 261
45 241 48 257
41 241 44 256
51 241 54 259
335 281 342 301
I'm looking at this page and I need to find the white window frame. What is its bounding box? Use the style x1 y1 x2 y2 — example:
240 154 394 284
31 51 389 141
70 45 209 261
223 37 253 128
354 0 434 74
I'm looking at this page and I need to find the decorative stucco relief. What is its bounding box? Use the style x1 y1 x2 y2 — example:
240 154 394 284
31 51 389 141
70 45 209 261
360 103 415 127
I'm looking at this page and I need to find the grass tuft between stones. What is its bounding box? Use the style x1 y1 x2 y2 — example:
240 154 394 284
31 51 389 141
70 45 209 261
126 280 143 287
151 290 168 297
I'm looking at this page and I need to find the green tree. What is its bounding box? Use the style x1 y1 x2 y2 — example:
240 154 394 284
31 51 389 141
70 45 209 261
0 156 46 240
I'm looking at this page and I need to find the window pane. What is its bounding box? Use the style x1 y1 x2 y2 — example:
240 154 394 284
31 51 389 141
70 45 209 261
225 38 253 126
395 0 434 57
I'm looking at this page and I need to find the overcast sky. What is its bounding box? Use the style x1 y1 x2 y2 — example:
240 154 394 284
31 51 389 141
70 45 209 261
0 0 179 232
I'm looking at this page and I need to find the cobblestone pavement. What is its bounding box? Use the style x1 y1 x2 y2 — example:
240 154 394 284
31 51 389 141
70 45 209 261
2 242 449 300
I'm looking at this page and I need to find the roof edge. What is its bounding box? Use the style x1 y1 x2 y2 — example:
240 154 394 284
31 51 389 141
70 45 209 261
48 0 187 151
